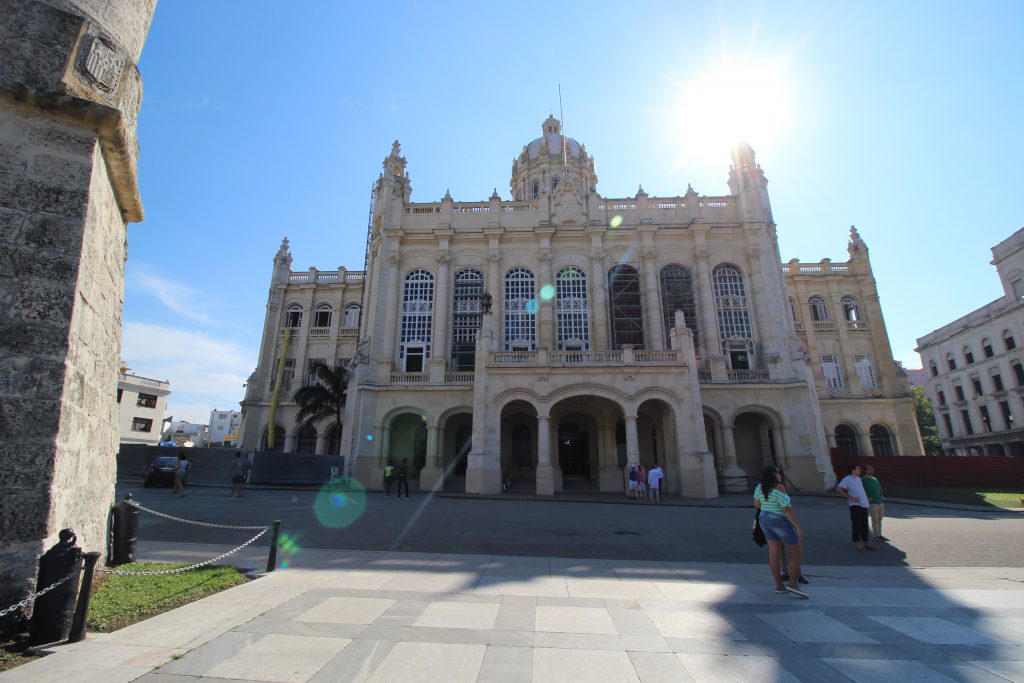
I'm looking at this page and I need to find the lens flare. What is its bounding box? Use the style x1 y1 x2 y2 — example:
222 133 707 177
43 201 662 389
609 215 623 229
275 531 303 569
314 478 367 529
539 284 555 301
525 299 538 314
366 434 373 441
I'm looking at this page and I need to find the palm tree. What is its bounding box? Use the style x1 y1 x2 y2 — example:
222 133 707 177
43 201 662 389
292 362 349 453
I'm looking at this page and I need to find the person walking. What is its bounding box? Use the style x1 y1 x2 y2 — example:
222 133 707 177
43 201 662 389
397 458 410 499
171 451 189 497
382 462 395 497
837 464 876 551
636 464 647 500
753 466 808 598
229 451 250 498
647 464 663 502
862 464 888 541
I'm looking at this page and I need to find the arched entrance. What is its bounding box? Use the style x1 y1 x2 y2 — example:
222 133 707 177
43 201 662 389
558 417 591 477
835 424 859 457
732 410 780 478
389 412 428 478
869 424 894 457
500 401 538 489
440 411 473 491
549 395 626 493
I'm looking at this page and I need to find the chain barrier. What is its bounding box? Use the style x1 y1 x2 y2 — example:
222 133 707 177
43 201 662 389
0 569 76 619
98 528 268 576
129 501 268 530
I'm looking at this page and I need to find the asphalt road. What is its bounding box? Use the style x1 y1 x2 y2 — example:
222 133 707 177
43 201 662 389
116 482 1024 568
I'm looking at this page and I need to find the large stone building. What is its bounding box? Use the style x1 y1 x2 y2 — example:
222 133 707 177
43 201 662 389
239 116 922 497
916 227 1024 457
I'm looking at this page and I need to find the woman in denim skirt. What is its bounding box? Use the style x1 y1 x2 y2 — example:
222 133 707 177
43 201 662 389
753 466 808 598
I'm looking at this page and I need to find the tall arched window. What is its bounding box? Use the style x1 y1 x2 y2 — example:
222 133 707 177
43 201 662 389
608 264 644 349
809 296 830 322
556 266 589 350
789 297 799 322
946 352 957 372
285 304 303 328
261 425 284 452
928 360 938 377
400 269 434 372
550 176 560 191
835 424 859 456
313 303 332 329
451 268 483 370
712 264 753 367
504 267 536 351
659 265 699 351
963 345 975 365
342 304 361 328
1004 329 1017 351
982 338 994 358
295 425 317 454
530 180 540 200
841 296 861 322
870 424 894 457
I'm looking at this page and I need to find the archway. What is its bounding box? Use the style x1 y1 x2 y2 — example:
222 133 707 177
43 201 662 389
835 424 859 457
732 410 778 478
389 412 428 477
439 411 473 491
869 424 894 457
261 425 284 452
550 394 625 492
557 417 591 477
500 400 538 487
325 424 341 456
295 425 317 453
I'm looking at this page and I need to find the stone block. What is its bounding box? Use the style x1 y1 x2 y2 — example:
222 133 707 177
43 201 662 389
0 174 90 219
0 206 25 242
0 441 57 490
0 396 61 442
22 213 85 252
29 152 92 189
0 319 70 356
0 489 53 541
13 278 75 324
0 245 77 281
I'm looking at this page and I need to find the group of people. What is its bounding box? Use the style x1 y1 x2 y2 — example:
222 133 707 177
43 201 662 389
169 451 252 498
625 463 664 502
753 462 888 600
382 459 410 498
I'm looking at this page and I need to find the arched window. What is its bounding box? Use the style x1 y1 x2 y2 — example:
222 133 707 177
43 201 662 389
295 425 317 454
1004 329 1017 351
946 352 957 372
835 424 859 456
343 304 361 328
261 425 284 452
809 296 830 322
530 180 540 200
550 176 560 191
285 304 303 328
660 265 699 351
556 266 589 350
870 424 894 457
712 264 753 367
608 264 644 349
326 424 341 456
788 297 799 322
841 296 861 322
928 360 938 377
400 269 434 372
504 267 536 351
963 345 975 365
982 338 994 358
451 268 483 370
313 304 332 329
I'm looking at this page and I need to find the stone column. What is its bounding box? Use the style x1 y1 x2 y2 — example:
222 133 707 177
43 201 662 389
0 0 158 621
283 432 296 453
376 425 391 469
433 250 451 362
720 425 743 477
589 248 610 350
536 415 554 495
538 249 555 351
693 247 721 360
419 425 442 492
641 248 665 350
624 415 640 465
379 250 402 374
315 432 328 455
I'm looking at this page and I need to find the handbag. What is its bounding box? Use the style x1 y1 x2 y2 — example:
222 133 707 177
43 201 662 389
752 509 767 547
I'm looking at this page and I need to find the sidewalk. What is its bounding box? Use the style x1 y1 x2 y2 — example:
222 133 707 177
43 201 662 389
4 543 1024 682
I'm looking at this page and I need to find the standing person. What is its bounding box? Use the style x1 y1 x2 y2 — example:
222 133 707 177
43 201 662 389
171 451 189 497
837 464 876 551
862 465 888 541
636 464 647 500
647 464 663 502
627 465 638 500
382 462 395 497
754 466 808 598
397 458 410 499
229 451 249 498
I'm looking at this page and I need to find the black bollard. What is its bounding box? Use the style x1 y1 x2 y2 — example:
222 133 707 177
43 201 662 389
266 520 282 572
67 552 100 643
109 493 139 566
28 529 83 646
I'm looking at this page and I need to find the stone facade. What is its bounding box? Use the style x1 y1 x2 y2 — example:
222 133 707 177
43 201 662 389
0 0 155 630
916 227 1024 456
239 116 922 499
117 370 169 445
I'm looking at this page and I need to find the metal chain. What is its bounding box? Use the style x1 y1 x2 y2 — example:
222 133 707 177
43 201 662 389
0 570 76 619
130 501 268 530
97 528 268 576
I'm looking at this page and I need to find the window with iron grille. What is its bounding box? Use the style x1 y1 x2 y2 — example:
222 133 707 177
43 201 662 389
307 358 326 386
713 264 753 350
961 409 974 435
870 424 894 456
942 412 954 438
1000 400 1014 429
980 405 993 432
556 266 589 350
991 368 1004 392
854 355 876 389
451 268 483 370
400 269 434 361
659 265 699 351
820 355 843 389
608 264 644 349
504 267 536 350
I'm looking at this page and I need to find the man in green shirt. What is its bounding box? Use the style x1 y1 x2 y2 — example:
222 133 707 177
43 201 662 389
862 465 888 542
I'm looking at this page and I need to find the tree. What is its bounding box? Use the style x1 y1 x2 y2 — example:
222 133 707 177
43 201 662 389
911 386 942 456
292 362 349 453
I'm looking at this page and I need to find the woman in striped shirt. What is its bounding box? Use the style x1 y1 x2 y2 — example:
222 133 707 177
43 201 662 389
753 466 808 598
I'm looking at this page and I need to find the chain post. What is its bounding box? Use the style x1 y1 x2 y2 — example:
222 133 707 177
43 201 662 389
266 520 282 572
68 551 100 643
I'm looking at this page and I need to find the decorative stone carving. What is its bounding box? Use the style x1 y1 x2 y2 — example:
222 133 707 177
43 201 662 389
694 246 710 261
747 246 761 259
538 249 553 262
551 175 584 225
640 247 656 260
78 35 125 94
388 252 401 265
438 253 450 264
590 249 606 262
487 252 501 263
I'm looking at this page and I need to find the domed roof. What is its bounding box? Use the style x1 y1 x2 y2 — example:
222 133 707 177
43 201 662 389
524 115 582 160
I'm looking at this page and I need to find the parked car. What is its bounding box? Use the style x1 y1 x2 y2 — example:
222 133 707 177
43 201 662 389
144 456 184 487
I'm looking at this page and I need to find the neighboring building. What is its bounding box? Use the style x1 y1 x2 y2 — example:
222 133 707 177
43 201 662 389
903 366 929 388
118 370 171 445
163 421 209 448
916 227 1024 456
240 116 922 497
208 409 242 447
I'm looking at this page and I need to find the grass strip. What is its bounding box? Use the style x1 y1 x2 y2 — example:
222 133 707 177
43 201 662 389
886 485 1024 509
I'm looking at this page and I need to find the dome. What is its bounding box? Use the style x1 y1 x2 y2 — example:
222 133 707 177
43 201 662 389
524 115 583 160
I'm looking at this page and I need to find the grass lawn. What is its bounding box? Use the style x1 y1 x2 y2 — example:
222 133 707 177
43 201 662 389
885 485 1024 509
0 562 248 673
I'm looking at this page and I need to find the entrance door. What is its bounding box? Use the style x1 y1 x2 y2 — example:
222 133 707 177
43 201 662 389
404 345 425 372
453 424 471 476
558 420 591 477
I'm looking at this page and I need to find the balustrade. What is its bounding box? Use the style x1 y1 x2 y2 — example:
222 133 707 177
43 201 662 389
846 321 870 331
390 372 428 383
726 369 770 383
308 328 330 337
444 372 474 383
813 320 836 332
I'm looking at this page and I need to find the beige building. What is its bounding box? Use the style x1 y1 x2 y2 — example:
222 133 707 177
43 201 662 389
117 370 170 445
916 227 1024 457
239 116 922 497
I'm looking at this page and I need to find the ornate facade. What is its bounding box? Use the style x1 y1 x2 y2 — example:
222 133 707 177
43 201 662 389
239 116 922 497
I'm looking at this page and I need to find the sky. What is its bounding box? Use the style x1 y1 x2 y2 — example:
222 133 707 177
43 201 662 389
124 1 1024 424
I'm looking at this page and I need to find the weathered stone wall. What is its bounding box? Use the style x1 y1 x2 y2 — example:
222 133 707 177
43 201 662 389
0 0 155 633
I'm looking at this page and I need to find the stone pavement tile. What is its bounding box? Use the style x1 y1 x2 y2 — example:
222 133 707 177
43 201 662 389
869 616 1009 646
361 554 437 572
627 651 696 682
202 634 351 682
676 653 801 682
475 576 568 597
94 601 268 649
423 553 494 570
489 630 536 647
645 608 746 640
537 596 607 608
776 657 859 683
716 612 792 644
414 601 500 629
307 639 396 683
652 581 767 604
317 570 397 590
365 641 486 682
968 659 1024 681
381 571 481 593
944 643 1024 661
607 606 660 636
375 599 430 626
927 661 1024 683
236 614 368 639
770 641 946 661
534 632 625 650
357 624 410 641
549 558 618 578
402 626 493 645
533 647 640 682
663 637 768 656
0 642 175 683
494 602 536 631
482 558 551 578
965 616 1024 646
433 592 503 604
620 635 672 653
943 589 1024 610
476 645 533 683
566 578 663 599
761 610 877 644
156 630 256 676
610 563 682 582
535 605 617 634
296 596 396 625
821 657 960 683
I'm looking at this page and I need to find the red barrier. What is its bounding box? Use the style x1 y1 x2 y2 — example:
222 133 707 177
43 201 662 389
829 450 1024 489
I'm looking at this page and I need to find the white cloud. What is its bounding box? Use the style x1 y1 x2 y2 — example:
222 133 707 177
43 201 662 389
128 264 217 325
122 322 256 424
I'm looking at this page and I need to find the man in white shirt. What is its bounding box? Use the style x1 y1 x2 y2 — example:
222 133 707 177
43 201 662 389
836 464 876 551
647 465 663 502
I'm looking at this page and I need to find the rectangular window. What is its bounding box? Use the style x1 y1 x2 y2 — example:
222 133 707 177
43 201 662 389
307 358 325 385
116 388 123 403
136 393 158 408
1000 400 1014 430
991 370 1004 392
936 388 946 406
820 355 843 389
954 385 965 402
970 374 983 397
131 417 153 432
1014 362 1024 386
274 358 295 392
854 355 876 389
983 343 994 358
965 351 975 365
313 308 331 328
960 409 973 435
942 412 954 438
980 405 993 432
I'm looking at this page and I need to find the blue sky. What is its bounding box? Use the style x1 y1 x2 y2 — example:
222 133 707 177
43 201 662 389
125 1 1024 423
